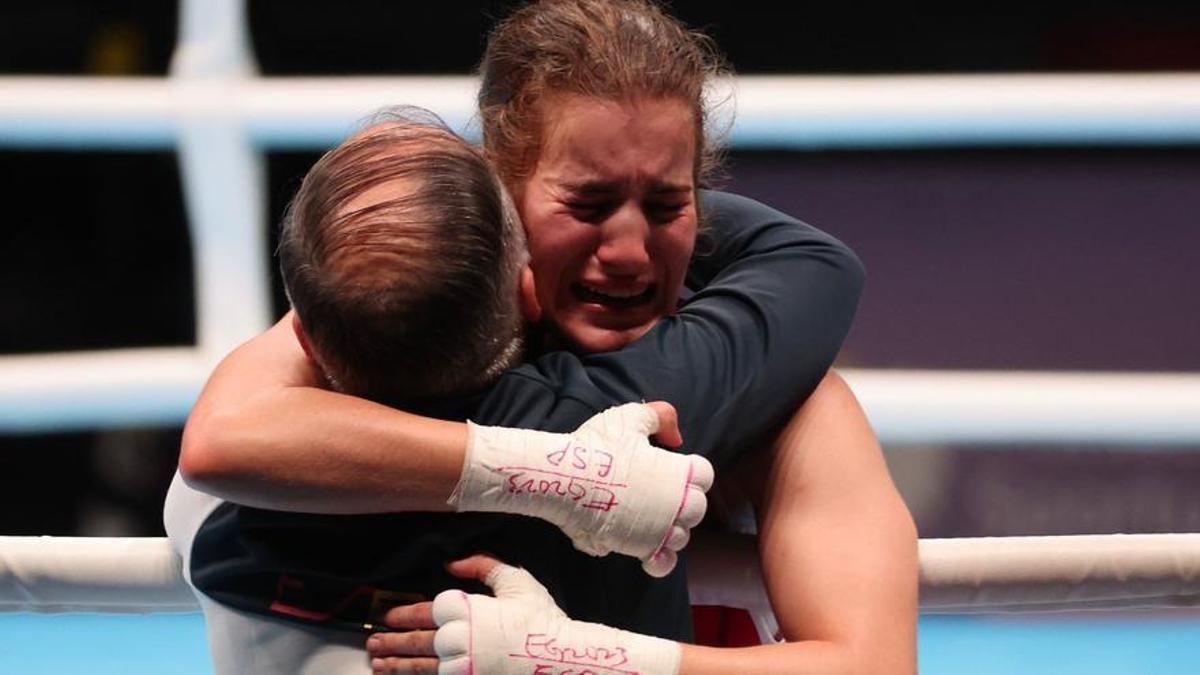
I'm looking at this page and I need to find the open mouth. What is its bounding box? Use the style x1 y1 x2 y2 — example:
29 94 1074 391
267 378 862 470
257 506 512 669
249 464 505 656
572 282 657 310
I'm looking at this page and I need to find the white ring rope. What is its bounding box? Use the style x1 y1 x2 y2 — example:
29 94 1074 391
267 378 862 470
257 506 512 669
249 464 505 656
6 361 1200 445
0 537 195 614
3 534 1199 616
843 370 1200 447
918 534 1200 613
3 74 1200 150
5 357 1200 446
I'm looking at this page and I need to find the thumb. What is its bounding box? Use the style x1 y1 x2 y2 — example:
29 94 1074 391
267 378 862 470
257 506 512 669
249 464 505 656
444 554 554 607
578 402 662 438
486 565 558 606
448 555 556 605
446 554 503 583
644 401 682 449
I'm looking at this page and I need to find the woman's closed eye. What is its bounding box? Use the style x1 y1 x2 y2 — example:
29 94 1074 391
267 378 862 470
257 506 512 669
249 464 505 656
646 201 688 224
567 200 616 223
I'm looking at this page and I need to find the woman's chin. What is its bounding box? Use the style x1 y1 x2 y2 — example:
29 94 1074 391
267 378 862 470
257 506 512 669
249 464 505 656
559 320 654 354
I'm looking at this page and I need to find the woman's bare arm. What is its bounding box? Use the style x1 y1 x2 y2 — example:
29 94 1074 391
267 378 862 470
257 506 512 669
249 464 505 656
679 371 918 673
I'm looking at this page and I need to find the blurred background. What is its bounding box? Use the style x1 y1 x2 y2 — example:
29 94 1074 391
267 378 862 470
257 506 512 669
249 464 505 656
1 1 1198 672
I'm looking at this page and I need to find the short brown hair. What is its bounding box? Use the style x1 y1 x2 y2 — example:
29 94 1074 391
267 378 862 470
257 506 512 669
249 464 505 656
278 109 527 403
478 0 729 196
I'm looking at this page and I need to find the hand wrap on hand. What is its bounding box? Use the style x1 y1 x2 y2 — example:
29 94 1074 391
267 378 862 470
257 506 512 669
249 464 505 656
433 563 681 675
450 403 713 576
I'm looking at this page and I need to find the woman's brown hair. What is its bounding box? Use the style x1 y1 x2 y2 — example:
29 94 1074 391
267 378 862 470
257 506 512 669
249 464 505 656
478 0 730 198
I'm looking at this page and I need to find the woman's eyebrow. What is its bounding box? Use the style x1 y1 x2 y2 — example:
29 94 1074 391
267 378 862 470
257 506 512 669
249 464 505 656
562 180 619 195
649 182 693 195
562 180 693 194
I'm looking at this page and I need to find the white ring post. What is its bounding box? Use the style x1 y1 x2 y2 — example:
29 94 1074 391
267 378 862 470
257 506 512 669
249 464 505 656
172 0 272 357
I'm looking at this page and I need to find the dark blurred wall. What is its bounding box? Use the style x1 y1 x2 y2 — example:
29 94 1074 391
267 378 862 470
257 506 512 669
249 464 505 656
726 148 1200 372
4 2 1200 76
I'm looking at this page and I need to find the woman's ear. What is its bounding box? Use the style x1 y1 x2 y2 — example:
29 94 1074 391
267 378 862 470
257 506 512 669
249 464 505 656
517 266 542 323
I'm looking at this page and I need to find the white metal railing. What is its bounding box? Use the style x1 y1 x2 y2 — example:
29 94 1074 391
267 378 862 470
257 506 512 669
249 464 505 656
1 0 1198 441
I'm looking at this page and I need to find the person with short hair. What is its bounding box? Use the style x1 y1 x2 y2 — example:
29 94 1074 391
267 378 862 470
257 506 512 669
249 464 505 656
278 109 529 403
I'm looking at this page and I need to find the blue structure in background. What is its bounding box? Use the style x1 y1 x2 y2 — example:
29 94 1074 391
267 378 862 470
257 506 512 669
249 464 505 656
2 614 1198 674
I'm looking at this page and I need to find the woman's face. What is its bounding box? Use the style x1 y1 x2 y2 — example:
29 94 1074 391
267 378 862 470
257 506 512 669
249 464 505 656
519 95 699 353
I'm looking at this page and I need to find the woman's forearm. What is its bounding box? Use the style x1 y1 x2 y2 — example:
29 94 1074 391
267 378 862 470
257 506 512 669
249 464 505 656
180 315 466 513
679 642 849 675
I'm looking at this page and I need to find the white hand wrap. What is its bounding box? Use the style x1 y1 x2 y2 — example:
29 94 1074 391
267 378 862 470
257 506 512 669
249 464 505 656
449 403 714 577
433 563 681 675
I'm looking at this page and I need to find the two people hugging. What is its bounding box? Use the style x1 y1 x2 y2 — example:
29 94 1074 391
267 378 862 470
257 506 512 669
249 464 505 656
166 1 917 674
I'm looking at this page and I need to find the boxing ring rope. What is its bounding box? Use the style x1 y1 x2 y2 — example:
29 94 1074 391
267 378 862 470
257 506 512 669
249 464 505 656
4 534 1200 616
6 357 1200 445
3 0 1200 630
5 73 1200 151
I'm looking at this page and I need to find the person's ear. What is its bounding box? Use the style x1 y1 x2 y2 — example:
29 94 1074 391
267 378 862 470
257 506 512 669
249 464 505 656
291 311 319 363
517 266 542 323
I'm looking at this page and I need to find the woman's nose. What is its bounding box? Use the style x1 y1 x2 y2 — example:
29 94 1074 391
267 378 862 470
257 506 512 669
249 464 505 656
596 209 651 274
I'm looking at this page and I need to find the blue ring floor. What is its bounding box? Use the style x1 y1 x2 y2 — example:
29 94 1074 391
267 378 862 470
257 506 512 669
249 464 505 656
1 614 1197 674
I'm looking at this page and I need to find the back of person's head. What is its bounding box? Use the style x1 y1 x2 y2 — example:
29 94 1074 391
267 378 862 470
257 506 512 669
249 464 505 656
278 108 528 404
477 0 729 193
